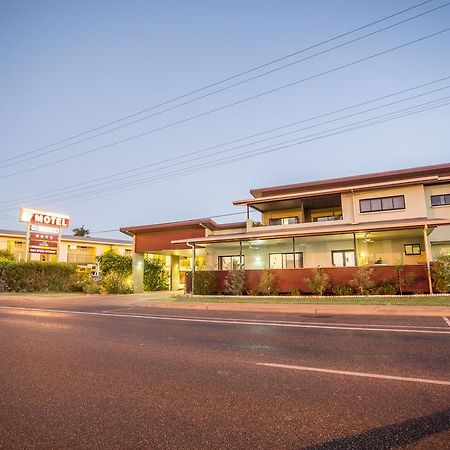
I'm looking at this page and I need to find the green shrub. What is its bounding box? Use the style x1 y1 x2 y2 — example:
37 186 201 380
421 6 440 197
247 289 259 296
258 270 278 295
289 288 301 296
97 250 132 277
80 277 102 294
101 272 132 294
350 266 374 295
193 271 217 294
332 284 354 296
0 261 78 292
224 269 246 295
0 249 15 262
305 267 330 296
373 278 397 295
431 254 450 293
144 259 168 291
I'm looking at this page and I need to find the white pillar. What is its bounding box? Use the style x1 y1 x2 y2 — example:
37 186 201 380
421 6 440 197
133 251 144 293
423 226 433 294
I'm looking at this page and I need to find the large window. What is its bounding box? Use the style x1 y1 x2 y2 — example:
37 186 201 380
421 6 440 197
218 255 244 270
269 252 303 269
332 250 355 267
431 194 450 206
359 195 405 213
268 216 299 226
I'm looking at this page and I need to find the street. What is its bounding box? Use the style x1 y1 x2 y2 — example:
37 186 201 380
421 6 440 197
0 296 449 449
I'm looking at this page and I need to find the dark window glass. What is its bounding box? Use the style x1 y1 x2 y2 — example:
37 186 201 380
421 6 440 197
431 194 450 206
269 217 299 226
359 195 405 213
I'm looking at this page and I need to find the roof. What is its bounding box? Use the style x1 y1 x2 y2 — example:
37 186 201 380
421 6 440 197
120 218 246 235
249 163 450 198
170 217 450 245
0 229 132 246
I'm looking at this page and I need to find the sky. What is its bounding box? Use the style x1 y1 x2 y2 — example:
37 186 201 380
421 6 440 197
0 0 449 239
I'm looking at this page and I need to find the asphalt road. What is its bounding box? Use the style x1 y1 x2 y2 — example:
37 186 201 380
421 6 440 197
0 298 449 449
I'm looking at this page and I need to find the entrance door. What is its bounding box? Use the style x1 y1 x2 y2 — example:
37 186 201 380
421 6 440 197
332 250 355 267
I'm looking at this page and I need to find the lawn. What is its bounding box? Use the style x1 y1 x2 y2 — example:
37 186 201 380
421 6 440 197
172 295 450 306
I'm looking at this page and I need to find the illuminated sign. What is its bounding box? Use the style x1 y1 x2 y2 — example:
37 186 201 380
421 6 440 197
19 208 70 228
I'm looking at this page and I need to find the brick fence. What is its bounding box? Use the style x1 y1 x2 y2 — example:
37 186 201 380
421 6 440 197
186 264 430 294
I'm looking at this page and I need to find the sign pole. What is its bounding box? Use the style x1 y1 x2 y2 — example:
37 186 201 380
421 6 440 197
24 223 30 262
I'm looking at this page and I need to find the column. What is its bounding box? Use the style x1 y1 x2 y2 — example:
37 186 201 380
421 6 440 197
133 251 145 293
423 226 433 294
170 255 180 291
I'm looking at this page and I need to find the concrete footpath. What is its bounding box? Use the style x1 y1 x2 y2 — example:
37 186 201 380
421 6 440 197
144 299 450 317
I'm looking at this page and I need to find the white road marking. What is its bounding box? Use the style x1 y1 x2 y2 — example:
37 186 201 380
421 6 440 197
443 316 450 327
0 305 450 335
258 362 450 386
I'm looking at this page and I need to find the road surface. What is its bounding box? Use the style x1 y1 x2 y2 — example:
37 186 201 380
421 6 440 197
0 296 449 449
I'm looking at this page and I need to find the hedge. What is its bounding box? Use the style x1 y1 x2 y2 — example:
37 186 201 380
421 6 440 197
0 261 80 292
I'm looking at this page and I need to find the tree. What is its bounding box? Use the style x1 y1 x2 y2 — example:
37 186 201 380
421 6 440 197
305 267 330 296
350 266 374 295
224 269 245 295
73 225 90 237
0 249 15 262
431 254 450 293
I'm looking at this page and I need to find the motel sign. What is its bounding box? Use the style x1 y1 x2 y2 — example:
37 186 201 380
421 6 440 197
19 208 70 261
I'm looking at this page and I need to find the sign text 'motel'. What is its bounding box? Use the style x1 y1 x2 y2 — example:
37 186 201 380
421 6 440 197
31 213 69 228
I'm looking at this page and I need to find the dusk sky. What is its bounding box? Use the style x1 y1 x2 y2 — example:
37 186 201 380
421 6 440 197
1 0 449 238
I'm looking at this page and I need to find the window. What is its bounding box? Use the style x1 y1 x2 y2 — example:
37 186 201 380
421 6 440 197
269 252 303 269
313 214 343 222
268 216 299 226
431 194 450 206
359 195 405 213
404 244 421 255
218 255 244 270
332 250 356 267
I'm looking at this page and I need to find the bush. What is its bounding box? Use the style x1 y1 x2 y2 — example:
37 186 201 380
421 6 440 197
224 269 246 295
0 249 15 262
373 278 397 295
305 267 330 296
289 288 301 296
258 270 278 295
332 284 354 296
431 254 450 293
80 277 102 294
350 266 374 295
193 271 217 294
247 289 259 296
0 261 78 292
144 259 168 291
97 250 132 277
101 272 132 294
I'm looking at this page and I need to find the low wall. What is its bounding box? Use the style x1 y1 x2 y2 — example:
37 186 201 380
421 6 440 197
186 265 430 294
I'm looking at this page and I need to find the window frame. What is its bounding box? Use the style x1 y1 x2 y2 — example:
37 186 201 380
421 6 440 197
269 251 303 269
430 194 450 207
218 255 244 271
331 249 356 267
359 195 405 213
268 216 300 226
404 243 421 256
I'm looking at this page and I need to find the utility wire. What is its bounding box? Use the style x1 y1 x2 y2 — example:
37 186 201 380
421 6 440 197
9 96 449 212
1 76 448 208
0 0 438 168
1 26 448 181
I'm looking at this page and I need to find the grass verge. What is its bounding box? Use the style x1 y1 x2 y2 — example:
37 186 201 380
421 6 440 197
172 295 450 306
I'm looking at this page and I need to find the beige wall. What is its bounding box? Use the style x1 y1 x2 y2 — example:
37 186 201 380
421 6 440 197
424 183 450 219
352 185 427 224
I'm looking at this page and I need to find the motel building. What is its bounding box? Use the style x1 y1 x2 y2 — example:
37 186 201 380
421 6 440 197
0 229 133 273
121 163 450 294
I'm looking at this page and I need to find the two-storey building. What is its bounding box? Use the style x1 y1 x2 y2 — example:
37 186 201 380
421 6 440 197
121 163 450 293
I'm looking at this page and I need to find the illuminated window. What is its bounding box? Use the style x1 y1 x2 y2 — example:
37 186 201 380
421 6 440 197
218 255 244 270
269 252 303 269
404 244 421 255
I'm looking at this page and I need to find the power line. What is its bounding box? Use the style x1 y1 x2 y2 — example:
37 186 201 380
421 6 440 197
1 27 448 181
0 0 438 168
1 76 448 208
10 96 449 212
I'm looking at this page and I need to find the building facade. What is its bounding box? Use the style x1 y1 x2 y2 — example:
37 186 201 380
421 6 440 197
0 230 132 271
121 163 450 293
